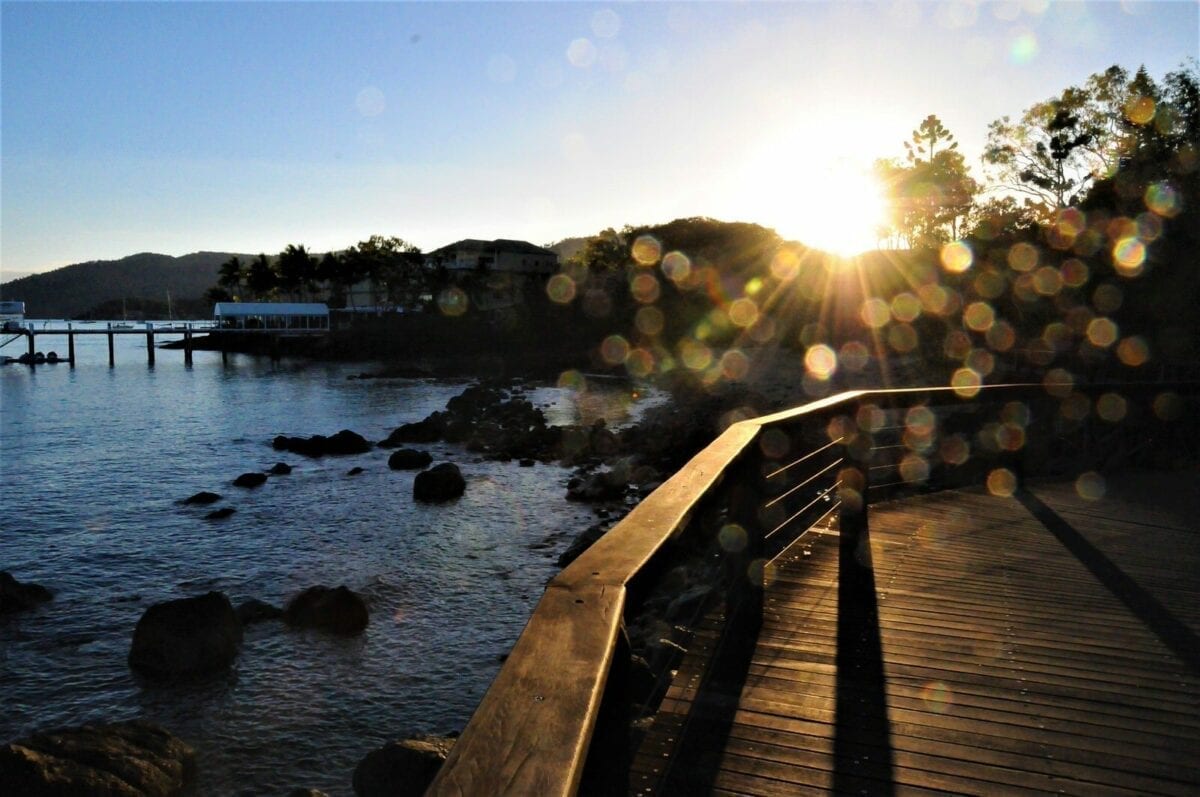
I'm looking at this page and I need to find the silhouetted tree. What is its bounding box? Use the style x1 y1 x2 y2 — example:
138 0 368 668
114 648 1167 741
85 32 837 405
276 244 318 300
217 256 245 297
246 254 277 300
344 235 423 311
877 116 978 247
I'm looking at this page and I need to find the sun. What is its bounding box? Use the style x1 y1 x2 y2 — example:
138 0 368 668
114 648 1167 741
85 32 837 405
732 132 891 257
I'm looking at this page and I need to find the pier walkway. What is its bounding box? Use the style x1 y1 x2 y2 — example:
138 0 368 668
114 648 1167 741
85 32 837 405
427 385 1199 797
1 321 324 366
633 473 1200 795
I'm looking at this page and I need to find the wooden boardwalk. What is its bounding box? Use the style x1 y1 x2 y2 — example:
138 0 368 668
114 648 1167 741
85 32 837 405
632 472 1200 796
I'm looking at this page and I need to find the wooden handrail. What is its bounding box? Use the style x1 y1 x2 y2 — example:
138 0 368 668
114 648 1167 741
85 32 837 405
427 381 1195 795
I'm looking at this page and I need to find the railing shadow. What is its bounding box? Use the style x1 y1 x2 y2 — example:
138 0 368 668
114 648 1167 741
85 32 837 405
833 510 896 796
649 590 759 794
1015 487 1200 676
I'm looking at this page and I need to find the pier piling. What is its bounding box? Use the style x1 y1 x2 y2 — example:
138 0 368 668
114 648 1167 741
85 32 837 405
108 325 115 367
184 327 193 366
67 323 76 366
145 325 155 366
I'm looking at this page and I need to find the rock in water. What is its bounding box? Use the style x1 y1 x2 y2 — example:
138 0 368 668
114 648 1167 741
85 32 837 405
128 592 243 678
204 507 236 521
0 571 53 614
181 491 221 505
236 599 283 625
347 467 365 476
387 448 433 470
0 719 195 796
412 463 466 502
268 462 293 475
233 472 268 489
565 470 628 502
353 735 455 797
284 585 368 635
273 430 371 457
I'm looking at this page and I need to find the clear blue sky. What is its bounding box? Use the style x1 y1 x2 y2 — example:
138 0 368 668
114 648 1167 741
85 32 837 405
2 1 1197 277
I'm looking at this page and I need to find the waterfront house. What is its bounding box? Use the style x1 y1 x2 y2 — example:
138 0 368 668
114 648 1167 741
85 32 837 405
425 239 559 311
426 239 559 275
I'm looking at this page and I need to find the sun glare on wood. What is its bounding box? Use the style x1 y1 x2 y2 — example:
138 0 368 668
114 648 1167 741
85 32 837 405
735 132 889 257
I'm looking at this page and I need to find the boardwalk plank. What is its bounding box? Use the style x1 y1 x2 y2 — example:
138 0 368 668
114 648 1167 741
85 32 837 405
634 475 1200 795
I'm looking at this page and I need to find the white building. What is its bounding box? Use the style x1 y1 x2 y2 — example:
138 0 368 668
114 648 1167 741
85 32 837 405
213 302 329 330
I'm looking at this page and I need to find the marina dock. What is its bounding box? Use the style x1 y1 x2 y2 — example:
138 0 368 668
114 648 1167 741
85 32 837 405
1 321 324 366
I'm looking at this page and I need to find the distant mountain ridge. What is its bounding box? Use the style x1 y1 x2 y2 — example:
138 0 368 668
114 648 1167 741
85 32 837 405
0 252 250 318
1 238 595 319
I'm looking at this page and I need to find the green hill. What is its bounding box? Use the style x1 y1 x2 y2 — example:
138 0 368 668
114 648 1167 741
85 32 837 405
0 252 250 319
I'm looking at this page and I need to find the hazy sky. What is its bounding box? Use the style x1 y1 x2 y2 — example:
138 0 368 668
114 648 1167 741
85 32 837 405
2 1 1197 277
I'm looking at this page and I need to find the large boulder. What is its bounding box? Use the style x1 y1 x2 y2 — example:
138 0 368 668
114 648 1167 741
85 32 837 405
387 448 433 470
413 463 466 503
0 720 195 796
1 571 53 614
378 416 446 447
284 585 368 635
128 592 243 678
274 430 371 457
352 735 455 797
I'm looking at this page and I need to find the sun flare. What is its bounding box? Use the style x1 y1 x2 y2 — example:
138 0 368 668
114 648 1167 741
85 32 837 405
734 131 890 257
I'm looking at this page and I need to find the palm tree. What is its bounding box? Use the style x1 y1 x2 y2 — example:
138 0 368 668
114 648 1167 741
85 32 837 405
217 256 245 298
276 244 318 301
246 254 277 300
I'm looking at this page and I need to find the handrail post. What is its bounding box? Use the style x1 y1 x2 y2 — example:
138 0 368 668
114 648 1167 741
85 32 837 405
725 451 765 636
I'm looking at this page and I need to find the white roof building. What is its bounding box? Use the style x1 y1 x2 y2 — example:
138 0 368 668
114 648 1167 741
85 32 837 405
213 302 329 329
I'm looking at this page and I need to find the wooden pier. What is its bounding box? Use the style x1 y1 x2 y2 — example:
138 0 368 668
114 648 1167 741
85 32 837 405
633 475 1200 795
427 383 1199 796
1 322 323 366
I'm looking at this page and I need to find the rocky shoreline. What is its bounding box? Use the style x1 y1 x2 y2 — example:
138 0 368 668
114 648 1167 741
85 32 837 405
2 366 783 795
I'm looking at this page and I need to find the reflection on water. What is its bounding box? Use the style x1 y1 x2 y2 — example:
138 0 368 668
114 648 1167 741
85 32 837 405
0 331 662 795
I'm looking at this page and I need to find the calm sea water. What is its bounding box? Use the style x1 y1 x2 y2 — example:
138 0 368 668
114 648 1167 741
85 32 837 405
0 322 660 795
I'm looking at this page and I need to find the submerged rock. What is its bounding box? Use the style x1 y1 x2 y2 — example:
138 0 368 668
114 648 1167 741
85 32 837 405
284 585 368 635
232 472 268 489
556 522 610 568
0 571 53 615
0 719 195 796
181 491 221 505
128 592 243 678
236 599 283 626
347 466 365 476
204 507 236 521
387 448 433 470
352 735 455 797
413 463 466 503
268 462 293 475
